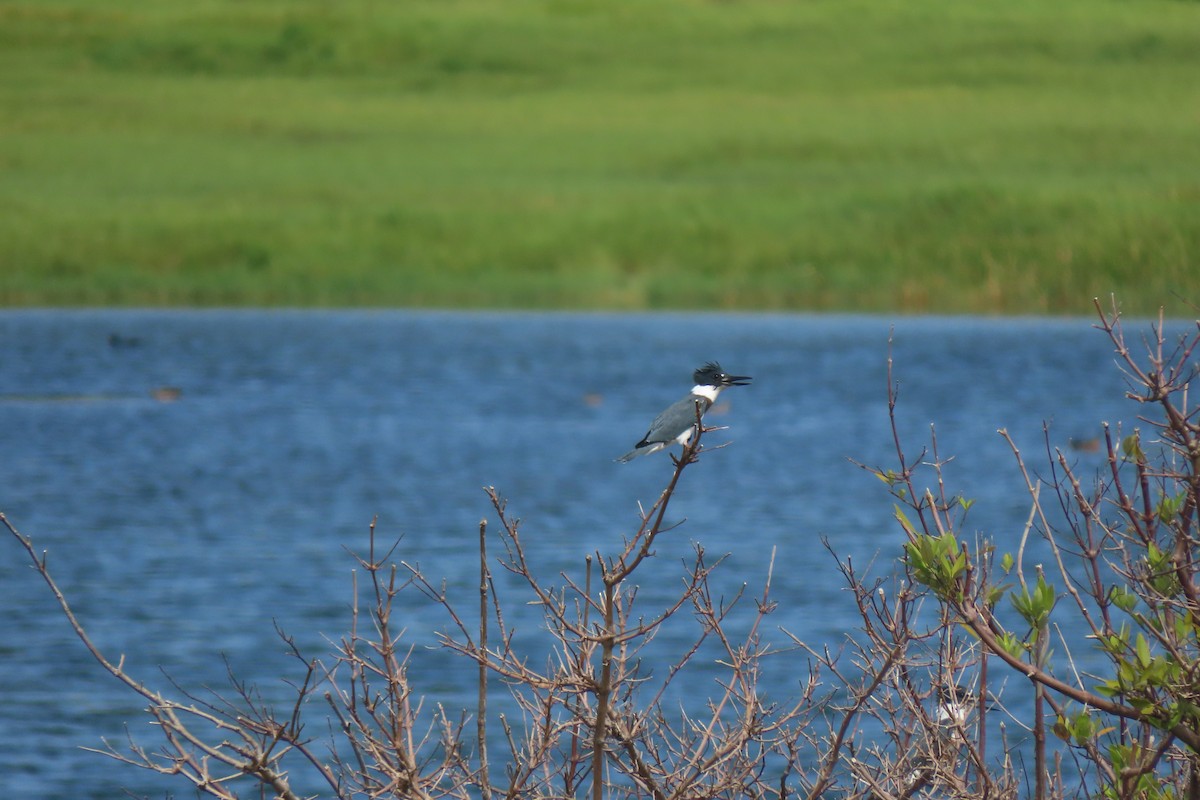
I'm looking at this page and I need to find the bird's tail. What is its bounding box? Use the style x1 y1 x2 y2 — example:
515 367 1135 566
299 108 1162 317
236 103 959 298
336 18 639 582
616 442 663 463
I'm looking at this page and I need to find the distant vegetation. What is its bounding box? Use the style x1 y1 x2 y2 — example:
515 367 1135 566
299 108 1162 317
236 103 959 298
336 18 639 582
1 0 1197 312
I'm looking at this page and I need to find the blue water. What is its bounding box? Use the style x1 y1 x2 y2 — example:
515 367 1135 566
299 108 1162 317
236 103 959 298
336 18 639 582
0 310 1147 797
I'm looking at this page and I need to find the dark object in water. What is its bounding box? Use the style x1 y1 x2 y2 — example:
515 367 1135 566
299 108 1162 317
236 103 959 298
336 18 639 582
150 386 182 402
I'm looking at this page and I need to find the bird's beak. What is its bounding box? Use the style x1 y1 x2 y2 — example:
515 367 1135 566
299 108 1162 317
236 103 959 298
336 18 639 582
724 374 752 386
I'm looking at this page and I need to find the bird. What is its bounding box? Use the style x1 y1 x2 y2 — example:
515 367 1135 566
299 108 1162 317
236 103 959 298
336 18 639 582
617 362 751 463
936 685 977 728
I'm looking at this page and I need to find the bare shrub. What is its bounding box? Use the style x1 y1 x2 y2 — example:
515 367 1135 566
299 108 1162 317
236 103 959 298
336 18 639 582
4 297 1198 799
865 298 1200 800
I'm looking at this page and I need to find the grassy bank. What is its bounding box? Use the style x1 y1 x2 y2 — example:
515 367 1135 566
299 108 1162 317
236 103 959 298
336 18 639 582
1 0 1197 313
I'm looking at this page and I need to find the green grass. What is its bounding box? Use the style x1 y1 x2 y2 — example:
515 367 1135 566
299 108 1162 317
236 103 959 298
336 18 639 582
1 0 1198 313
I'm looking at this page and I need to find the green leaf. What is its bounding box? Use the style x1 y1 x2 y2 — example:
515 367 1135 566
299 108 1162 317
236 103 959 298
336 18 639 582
1174 615 1195 644
1129 697 1155 714
998 631 1027 659
1034 574 1057 613
1157 491 1186 524
894 505 916 536
1011 587 1035 622
1144 542 1180 596
1000 552 1014 574
1108 585 1138 613
1135 633 1152 668
1052 715 1071 742
1010 574 1057 629
904 531 970 600
1121 433 1145 463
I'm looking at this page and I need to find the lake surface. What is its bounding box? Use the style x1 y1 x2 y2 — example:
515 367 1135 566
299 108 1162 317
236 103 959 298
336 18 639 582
0 309 1155 797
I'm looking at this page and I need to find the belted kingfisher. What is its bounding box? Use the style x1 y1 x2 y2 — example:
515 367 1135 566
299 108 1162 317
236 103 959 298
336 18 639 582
617 362 751 463
936 685 980 729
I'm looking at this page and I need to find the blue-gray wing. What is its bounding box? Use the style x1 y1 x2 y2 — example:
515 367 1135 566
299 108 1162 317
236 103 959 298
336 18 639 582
619 395 710 462
642 395 710 445
616 394 713 462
